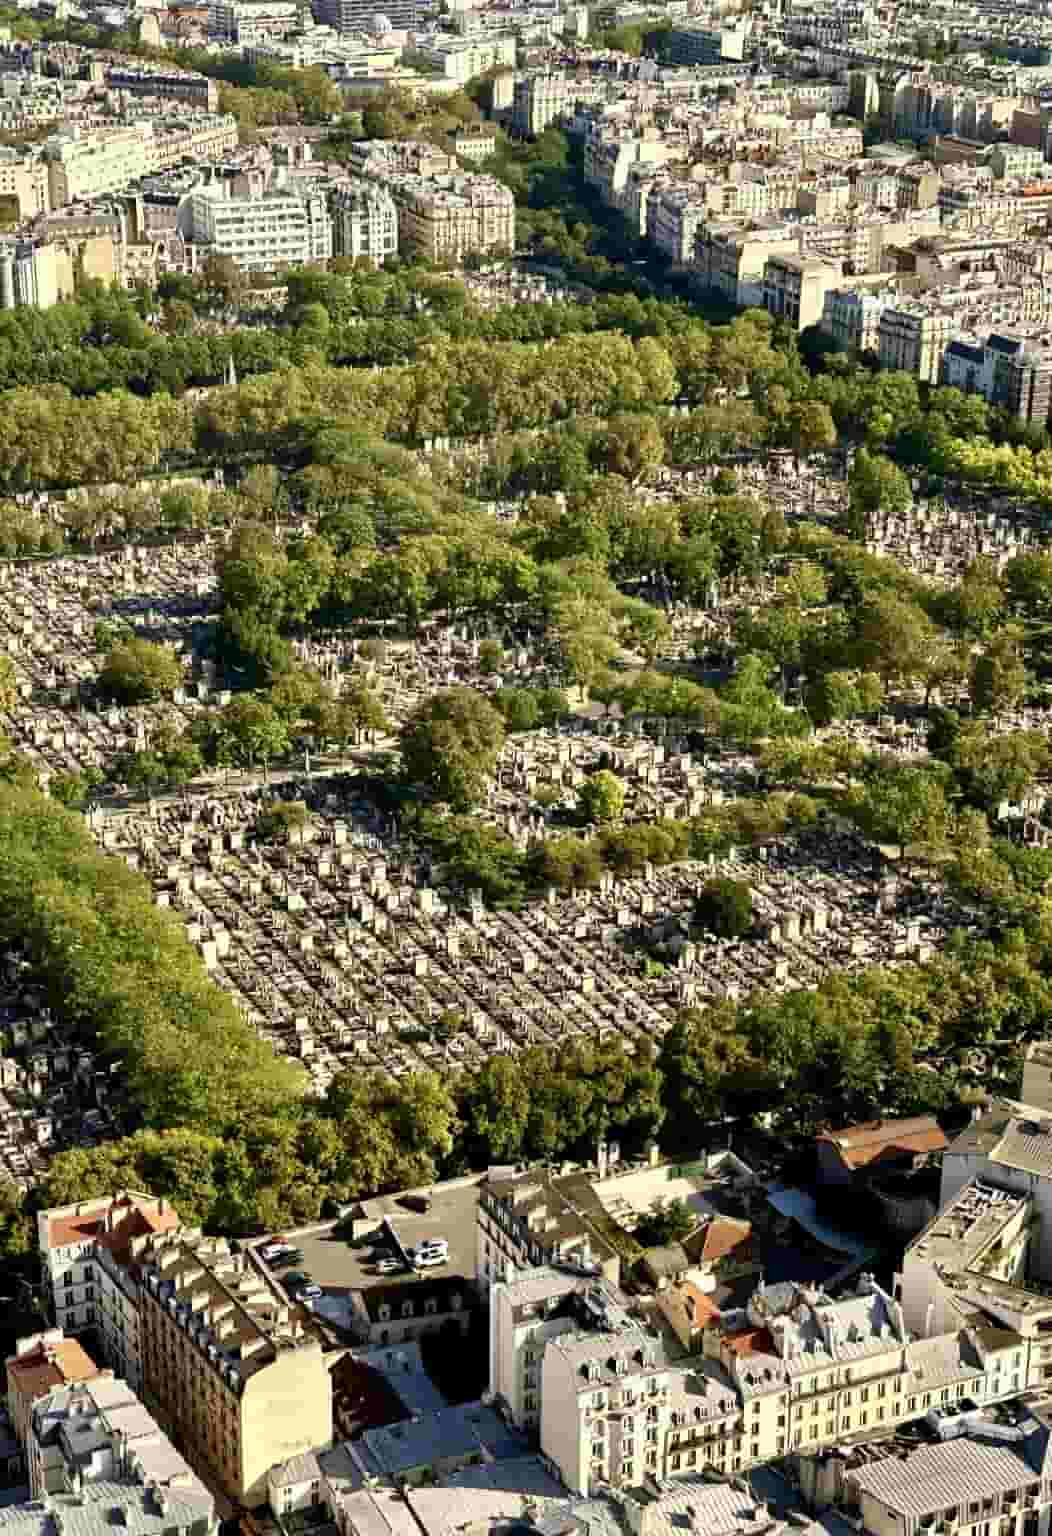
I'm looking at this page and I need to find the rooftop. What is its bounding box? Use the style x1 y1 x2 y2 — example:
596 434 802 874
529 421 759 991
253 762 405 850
817 1116 947 1172
908 1180 1030 1270
851 1429 1050 1518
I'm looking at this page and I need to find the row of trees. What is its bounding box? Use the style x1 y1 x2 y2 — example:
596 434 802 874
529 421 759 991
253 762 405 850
24 882 1049 1235
0 782 305 1129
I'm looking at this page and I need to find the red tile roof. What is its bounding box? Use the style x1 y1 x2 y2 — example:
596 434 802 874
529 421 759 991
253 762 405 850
45 1212 105 1248
817 1116 947 1171
722 1327 773 1358
6 1338 100 1400
700 1217 753 1265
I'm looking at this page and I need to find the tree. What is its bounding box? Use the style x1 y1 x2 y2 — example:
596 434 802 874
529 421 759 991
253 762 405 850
400 687 505 810
845 448 912 538
946 556 1004 638
846 758 952 855
854 593 938 685
578 769 626 825
324 1069 458 1194
204 696 291 770
659 1006 767 1135
1004 551 1052 615
98 639 183 704
478 638 504 675
634 1197 697 1247
694 877 753 937
256 799 310 842
0 654 18 713
788 400 836 467
970 631 1028 716
951 726 1048 814
596 413 665 481
803 670 863 727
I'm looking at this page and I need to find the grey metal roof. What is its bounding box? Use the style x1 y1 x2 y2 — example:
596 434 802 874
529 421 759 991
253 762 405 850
851 1436 1041 1518
0 1482 213 1536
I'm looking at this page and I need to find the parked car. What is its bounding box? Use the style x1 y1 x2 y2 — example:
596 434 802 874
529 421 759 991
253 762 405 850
375 1257 403 1274
415 1239 448 1257
296 1283 323 1300
414 1253 445 1269
284 1271 310 1289
399 1194 432 1213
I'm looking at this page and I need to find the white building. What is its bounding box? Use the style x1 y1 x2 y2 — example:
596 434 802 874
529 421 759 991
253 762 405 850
43 125 154 207
329 178 398 265
412 33 515 83
36 1192 179 1374
488 1268 596 1433
208 0 298 40
28 1374 211 1506
186 184 333 271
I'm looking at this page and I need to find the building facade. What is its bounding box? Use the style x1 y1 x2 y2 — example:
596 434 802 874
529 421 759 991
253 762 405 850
186 185 333 271
136 1229 333 1508
329 178 398 265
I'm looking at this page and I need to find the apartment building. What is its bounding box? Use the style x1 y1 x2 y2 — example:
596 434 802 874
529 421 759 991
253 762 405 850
186 184 333 271
0 148 49 218
37 1192 179 1353
454 126 497 163
384 173 514 262
313 0 420 33
150 115 239 173
489 1268 608 1433
0 1481 217 1536
797 176 852 220
511 74 576 137
104 68 218 110
879 300 965 381
493 1251 1022 1501
344 1277 472 1348
347 140 456 180
539 1310 675 1494
763 254 841 331
476 1167 622 1294
647 183 708 264
5 1330 100 1451
136 1229 333 1508
413 34 515 83
43 125 153 207
207 0 298 41
663 24 747 65
695 223 800 307
329 179 398 265
848 1416 1052 1536
28 1374 211 1506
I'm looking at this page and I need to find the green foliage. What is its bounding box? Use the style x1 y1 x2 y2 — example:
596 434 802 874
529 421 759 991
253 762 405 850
0 782 305 1133
401 687 506 809
694 876 753 937
256 799 310 842
455 1038 664 1167
578 769 626 824
845 756 952 853
98 639 183 704
634 1197 697 1247
111 727 203 793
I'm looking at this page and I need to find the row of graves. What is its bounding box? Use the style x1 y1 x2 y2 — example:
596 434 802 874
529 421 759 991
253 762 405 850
0 954 119 1192
88 757 979 1098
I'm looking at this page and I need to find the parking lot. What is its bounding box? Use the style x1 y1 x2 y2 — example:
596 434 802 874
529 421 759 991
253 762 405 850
256 1180 481 1302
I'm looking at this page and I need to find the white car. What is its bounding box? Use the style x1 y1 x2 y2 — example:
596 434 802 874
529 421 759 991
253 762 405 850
415 1253 446 1269
376 1258 403 1274
261 1243 292 1263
